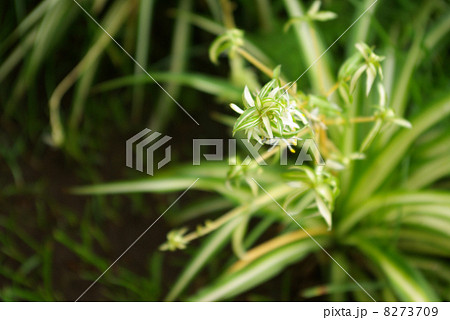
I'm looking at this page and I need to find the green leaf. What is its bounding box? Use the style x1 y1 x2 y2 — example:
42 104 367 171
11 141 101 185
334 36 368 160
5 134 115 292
53 230 109 271
231 215 250 258
339 191 450 235
315 193 332 229
350 64 367 93
189 236 325 301
94 72 241 101
359 119 382 152
404 155 450 190
209 34 230 64
399 228 450 257
303 281 381 298
70 163 249 203
233 107 259 134
349 236 438 301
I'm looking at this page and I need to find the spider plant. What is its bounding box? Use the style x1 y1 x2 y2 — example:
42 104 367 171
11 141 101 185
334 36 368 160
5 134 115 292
2 0 449 302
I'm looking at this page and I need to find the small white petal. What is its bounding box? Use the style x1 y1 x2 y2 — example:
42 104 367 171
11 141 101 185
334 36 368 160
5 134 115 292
311 11 338 21
262 116 273 139
294 110 308 125
377 83 386 107
268 87 280 98
244 86 255 107
349 152 366 160
283 113 299 129
392 118 412 129
326 160 346 171
308 1 321 15
355 43 369 61
287 181 306 188
311 108 320 118
366 64 376 96
252 130 262 143
350 64 367 93
378 65 384 79
230 103 244 114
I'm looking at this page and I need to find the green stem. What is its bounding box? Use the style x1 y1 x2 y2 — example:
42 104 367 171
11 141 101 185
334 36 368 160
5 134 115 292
161 183 292 249
236 47 274 79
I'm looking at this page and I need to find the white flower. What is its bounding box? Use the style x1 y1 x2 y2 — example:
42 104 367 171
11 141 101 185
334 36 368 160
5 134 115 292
231 80 308 143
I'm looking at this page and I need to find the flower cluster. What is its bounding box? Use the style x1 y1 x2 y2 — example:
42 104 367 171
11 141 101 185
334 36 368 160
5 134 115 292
209 28 244 64
285 166 339 229
230 79 308 145
284 0 338 32
159 228 188 251
338 42 385 102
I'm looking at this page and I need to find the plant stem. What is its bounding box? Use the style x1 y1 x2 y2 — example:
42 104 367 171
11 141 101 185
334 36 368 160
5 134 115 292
326 81 340 97
324 116 377 125
160 184 292 250
236 47 297 94
236 47 274 79
220 0 235 29
228 227 327 272
326 76 351 98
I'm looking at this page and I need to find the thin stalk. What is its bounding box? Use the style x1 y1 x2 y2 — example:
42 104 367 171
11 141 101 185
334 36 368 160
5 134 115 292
160 183 292 250
236 47 274 79
325 81 340 98
323 116 377 125
228 227 326 272
220 0 236 29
